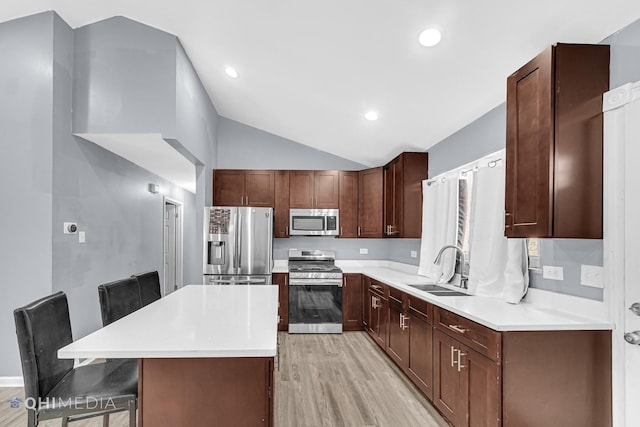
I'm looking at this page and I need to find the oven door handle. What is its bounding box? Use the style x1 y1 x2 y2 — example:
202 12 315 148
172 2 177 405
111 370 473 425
289 279 343 287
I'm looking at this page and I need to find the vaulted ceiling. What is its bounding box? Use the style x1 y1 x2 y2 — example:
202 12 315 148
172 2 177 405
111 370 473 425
3 1 640 166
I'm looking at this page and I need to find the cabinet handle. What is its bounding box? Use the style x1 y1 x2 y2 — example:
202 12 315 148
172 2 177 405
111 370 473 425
343 277 346 288
504 211 511 229
340 227 343 236
245 196 249 205
285 226 289 236
448 324 466 334
400 313 409 330
357 226 361 236
457 350 467 372
451 346 458 368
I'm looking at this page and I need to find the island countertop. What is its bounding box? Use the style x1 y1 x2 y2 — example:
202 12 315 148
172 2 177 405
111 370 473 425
58 285 279 359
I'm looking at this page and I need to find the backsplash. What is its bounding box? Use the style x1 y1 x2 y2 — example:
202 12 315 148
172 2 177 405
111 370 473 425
273 237 389 260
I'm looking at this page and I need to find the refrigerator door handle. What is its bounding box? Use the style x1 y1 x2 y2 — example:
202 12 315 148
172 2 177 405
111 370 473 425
237 210 243 270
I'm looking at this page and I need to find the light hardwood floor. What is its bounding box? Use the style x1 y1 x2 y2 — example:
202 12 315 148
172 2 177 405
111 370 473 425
1 332 448 427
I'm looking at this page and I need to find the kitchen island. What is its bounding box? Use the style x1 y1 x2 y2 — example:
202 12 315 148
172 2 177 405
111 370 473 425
59 285 279 427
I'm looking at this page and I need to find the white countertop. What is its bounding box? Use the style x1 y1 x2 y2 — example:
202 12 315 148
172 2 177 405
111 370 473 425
273 260 613 331
360 267 612 331
58 285 279 359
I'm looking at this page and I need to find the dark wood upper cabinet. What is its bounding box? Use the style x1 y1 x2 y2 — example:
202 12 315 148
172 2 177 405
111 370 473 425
339 171 359 237
383 152 428 238
213 169 275 207
289 170 339 208
505 43 609 238
274 170 290 238
358 167 384 238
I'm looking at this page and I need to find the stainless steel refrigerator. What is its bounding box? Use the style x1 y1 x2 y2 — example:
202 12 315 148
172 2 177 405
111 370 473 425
203 207 273 285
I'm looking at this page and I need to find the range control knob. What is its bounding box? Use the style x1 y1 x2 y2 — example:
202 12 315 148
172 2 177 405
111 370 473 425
624 331 640 345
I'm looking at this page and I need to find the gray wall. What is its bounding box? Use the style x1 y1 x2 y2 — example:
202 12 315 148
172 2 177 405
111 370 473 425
217 117 365 170
0 12 57 377
1 12 219 377
72 17 178 136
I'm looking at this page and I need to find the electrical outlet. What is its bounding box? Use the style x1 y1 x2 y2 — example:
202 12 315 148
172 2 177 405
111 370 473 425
527 238 539 257
359 248 368 255
543 266 564 281
79 231 86 243
410 250 418 258
581 265 604 288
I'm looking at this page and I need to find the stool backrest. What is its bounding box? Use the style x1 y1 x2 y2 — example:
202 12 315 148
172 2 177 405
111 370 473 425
98 278 142 326
133 271 161 306
14 291 74 401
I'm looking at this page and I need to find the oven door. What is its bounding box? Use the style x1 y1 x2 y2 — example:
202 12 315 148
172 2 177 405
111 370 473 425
288 278 343 333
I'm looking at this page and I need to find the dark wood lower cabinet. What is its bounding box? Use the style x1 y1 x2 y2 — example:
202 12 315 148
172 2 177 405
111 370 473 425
367 284 387 350
358 276 611 427
272 273 288 331
139 357 273 427
343 273 363 331
387 299 409 367
407 309 433 400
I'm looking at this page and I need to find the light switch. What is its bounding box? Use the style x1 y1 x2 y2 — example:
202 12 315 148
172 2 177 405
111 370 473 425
410 250 418 258
359 248 368 255
79 231 86 243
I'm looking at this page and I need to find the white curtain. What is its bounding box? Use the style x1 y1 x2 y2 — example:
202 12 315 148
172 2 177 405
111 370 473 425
418 177 458 283
467 158 529 303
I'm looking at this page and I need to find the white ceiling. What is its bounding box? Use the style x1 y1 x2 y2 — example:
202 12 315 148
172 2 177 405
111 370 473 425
4 1 640 167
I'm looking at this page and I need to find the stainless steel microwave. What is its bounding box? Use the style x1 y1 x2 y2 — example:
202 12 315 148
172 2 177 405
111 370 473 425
289 209 339 236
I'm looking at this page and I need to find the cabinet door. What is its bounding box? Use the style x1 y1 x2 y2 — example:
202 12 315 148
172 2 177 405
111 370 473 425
339 171 359 237
387 301 409 369
274 170 290 238
434 330 466 426
342 273 363 331
464 347 501 427
245 170 275 207
362 276 371 330
213 170 245 206
383 160 399 237
407 312 433 399
505 46 554 238
289 171 315 208
401 152 428 238
273 273 288 331
315 170 340 208
358 167 384 237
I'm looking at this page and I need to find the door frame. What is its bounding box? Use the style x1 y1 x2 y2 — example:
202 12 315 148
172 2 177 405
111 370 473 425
163 197 184 295
603 80 640 426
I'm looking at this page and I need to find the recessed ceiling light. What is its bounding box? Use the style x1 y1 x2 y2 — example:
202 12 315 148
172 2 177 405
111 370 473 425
418 28 442 47
364 111 378 121
224 66 239 79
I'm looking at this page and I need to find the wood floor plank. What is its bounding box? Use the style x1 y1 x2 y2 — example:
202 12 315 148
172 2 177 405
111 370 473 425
1 332 448 427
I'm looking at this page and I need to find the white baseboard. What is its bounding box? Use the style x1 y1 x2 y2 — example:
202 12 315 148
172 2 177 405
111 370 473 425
0 377 23 388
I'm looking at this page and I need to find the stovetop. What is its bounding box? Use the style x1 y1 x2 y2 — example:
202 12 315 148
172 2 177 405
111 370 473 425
288 249 342 279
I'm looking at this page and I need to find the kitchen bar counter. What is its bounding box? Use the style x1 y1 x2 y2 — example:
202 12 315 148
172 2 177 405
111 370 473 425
59 285 278 359
59 285 278 427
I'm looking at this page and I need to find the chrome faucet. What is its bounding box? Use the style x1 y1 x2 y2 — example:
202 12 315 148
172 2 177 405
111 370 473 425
433 245 468 289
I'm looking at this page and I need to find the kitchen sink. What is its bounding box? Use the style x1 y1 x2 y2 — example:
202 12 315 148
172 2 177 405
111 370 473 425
408 284 471 297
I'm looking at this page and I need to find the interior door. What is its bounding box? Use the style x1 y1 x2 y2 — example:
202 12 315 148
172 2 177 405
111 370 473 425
604 81 640 426
621 95 640 425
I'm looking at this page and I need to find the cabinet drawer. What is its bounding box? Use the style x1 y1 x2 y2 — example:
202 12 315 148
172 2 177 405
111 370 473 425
369 280 387 298
408 297 432 324
388 287 405 306
434 307 501 362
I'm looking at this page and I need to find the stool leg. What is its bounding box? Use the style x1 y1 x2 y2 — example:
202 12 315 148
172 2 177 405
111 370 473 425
102 413 109 427
129 400 137 426
61 417 69 427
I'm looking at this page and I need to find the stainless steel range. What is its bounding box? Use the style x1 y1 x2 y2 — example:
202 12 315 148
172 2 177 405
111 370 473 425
288 249 343 333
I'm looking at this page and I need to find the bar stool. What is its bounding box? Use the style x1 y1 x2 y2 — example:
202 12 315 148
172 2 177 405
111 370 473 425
14 291 137 427
131 271 161 307
98 278 142 326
